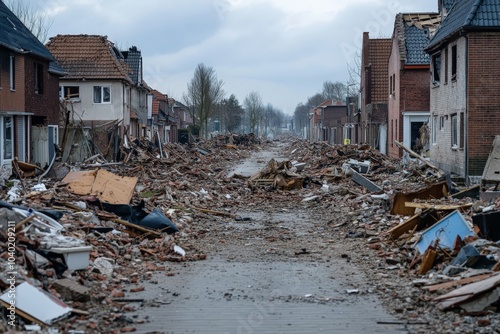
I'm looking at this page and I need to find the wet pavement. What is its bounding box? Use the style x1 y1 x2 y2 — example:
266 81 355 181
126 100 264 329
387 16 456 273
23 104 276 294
129 142 407 334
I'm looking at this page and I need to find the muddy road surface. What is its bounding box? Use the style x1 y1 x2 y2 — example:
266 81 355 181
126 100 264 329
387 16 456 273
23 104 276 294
129 142 407 334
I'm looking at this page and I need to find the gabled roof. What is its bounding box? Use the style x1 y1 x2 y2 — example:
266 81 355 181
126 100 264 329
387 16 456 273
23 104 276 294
427 0 500 52
394 13 441 65
151 89 167 116
0 2 64 75
46 34 133 84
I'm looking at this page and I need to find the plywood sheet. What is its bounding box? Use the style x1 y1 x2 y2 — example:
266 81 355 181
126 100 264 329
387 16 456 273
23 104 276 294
61 169 137 204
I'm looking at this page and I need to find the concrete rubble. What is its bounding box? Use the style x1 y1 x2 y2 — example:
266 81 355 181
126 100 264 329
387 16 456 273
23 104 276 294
1 134 500 333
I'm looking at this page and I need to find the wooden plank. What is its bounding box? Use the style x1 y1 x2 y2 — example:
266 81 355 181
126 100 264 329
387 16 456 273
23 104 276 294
387 213 420 239
391 181 449 216
423 273 494 292
404 202 473 210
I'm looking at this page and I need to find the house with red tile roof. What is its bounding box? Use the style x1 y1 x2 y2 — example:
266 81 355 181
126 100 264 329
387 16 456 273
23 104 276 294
360 32 391 153
387 13 440 159
46 34 134 159
0 2 64 171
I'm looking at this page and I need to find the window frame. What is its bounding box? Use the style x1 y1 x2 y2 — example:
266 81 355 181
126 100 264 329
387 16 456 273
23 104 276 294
93 85 111 104
451 45 457 81
451 114 458 148
432 52 441 84
60 85 80 101
432 115 438 144
9 55 15 91
34 62 44 94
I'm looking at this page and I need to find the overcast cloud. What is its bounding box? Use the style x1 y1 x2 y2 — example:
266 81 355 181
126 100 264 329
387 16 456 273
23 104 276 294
36 0 438 114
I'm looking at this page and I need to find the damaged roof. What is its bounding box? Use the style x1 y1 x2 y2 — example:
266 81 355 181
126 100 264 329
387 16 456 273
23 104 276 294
46 34 133 84
0 2 64 75
395 13 441 65
427 0 500 52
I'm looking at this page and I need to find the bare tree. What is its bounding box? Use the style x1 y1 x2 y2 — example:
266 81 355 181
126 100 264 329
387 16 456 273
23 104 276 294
306 93 325 109
244 91 264 135
322 81 346 102
185 63 225 138
4 0 53 42
347 49 361 97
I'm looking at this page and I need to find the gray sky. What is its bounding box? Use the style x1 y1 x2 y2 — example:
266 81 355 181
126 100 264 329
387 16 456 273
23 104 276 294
38 0 438 114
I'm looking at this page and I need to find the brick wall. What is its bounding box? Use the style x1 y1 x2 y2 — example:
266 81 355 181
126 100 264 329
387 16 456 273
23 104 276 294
467 32 500 176
24 55 61 125
387 38 401 158
0 49 26 111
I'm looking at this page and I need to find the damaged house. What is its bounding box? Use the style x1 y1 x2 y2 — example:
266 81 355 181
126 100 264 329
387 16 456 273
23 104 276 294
425 0 500 182
0 2 64 171
387 13 440 159
359 32 391 153
46 34 134 161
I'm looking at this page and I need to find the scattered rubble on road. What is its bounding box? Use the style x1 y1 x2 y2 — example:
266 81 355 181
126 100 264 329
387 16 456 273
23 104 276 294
2 134 500 333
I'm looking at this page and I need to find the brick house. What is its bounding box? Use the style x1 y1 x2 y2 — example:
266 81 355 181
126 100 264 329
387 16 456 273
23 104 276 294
387 13 440 159
0 2 64 170
360 32 391 153
46 35 134 160
425 0 500 181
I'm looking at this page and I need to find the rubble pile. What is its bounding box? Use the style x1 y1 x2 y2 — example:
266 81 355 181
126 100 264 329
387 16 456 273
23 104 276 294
2 134 500 333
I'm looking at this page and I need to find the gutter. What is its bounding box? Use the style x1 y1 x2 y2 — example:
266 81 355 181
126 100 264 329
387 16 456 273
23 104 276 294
464 33 469 184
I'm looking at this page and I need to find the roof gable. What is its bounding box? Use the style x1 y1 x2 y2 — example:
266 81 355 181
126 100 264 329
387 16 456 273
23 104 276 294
46 34 133 83
427 0 500 51
0 2 64 74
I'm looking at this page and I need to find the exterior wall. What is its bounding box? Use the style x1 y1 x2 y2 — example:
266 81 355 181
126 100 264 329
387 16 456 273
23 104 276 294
61 80 127 124
0 50 26 111
24 55 61 125
387 37 401 158
467 32 500 176
429 37 467 176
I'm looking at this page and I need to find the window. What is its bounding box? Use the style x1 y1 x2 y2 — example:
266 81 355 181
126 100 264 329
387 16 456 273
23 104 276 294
60 86 80 100
451 114 458 147
451 45 457 81
440 116 445 130
3 117 13 160
34 62 43 94
93 86 111 103
459 112 464 148
444 48 448 84
9 56 15 90
389 75 393 95
432 53 441 83
432 115 438 144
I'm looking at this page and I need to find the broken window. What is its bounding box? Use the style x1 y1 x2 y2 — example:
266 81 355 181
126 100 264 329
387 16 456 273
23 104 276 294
451 45 457 81
451 114 458 147
432 52 441 84
93 86 111 103
34 62 44 94
60 86 80 100
3 116 12 160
